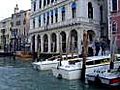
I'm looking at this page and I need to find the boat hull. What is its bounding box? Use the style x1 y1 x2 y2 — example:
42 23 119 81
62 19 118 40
32 61 59 70
87 75 120 86
52 67 81 80
52 61 120 80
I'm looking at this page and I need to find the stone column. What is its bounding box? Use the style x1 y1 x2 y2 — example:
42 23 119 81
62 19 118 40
48 34 51 53
49 11 51 25
56 32 60 53
66 31 70 53
41 34 43 52
77 30 82 55
35 35 37 52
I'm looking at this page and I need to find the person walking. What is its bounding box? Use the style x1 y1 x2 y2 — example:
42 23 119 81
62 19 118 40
88 44 94 56
100 39 106 55
95 39 100 56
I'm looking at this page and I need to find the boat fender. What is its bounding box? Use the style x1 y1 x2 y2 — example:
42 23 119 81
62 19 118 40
35 67 40 71
57 74 62 79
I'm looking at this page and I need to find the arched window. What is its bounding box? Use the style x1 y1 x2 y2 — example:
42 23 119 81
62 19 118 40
100 5 103 23
43 34 48 52
37 35 41 52
70 30 78 52
88 2 93 19
61 6 65 21
112 21 117 34
51 10 53 24
60 31 66 53
51 33 57 52
71 2 76 18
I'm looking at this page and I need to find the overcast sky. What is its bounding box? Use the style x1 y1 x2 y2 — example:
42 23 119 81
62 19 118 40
0 0 31 20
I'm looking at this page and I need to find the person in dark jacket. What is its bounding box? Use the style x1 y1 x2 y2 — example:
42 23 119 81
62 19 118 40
88 46 94 56
100 40 106 55
95 40 100 56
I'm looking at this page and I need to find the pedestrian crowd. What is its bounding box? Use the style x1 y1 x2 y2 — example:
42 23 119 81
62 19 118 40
87 38 110 57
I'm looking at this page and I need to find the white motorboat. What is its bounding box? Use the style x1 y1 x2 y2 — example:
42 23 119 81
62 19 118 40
52 55 120 80
86 64 120 86
32 54 78 70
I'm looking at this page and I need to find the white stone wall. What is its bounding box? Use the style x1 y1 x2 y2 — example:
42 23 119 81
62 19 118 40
29 0 107 54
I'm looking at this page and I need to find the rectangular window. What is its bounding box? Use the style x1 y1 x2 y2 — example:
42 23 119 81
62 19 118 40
44 0 46 7
16 21 21 26
47 0 50 5
51 10 53 24
23 19 26 25
51 0 54 3
39 0 41 9
34 2 36 11
55 9 58 23
38 15 41 27
47 12 49 25
100 6 103 23
72 9 76 18
112 0 117 11
51 15 53 24
43 13 46 24
33 18 35 28
62 13 65 21
61 7 65 21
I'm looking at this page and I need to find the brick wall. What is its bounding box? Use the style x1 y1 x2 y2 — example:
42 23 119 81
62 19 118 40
111 1 120 48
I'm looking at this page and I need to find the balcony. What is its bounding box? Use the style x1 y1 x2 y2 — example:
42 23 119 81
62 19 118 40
29 17 100 34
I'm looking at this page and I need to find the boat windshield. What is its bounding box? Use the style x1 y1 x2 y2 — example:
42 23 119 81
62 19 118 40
86 58 110 65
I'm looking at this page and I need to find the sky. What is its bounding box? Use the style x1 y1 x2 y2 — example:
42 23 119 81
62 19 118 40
0 0 31 20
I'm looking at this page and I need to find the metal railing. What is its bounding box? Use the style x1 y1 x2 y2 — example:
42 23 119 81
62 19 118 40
29 17 100 34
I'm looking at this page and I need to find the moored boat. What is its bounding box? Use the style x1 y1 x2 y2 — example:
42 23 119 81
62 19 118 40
86 65 120 86
16 51 33 60
32 54 78 70
52 54 120 80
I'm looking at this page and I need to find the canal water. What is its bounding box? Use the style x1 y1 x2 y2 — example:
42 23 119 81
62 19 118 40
0 57 119 90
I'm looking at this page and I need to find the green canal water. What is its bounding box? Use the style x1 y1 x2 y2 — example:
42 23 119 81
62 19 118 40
0 57 119 90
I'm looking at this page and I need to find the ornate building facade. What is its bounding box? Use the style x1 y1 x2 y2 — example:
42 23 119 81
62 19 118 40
108 0 120 49
29 0 108 55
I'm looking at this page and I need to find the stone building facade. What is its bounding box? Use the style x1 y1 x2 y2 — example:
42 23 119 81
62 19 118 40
0 17 11 51
11 4 31 51
29 0 108 55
